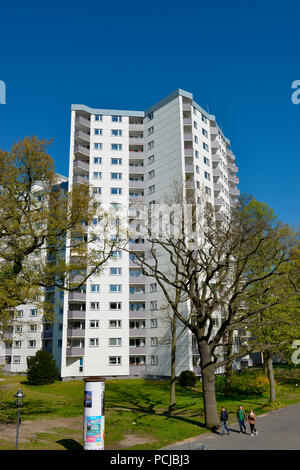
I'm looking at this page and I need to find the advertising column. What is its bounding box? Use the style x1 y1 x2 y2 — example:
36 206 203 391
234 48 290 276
83 377 105 450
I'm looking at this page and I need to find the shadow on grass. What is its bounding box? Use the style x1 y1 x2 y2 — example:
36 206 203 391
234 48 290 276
56 439 83 451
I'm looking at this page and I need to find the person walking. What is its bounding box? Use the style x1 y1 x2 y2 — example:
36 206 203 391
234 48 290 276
247 410 258 436
237 405 247 433
220 406 230 436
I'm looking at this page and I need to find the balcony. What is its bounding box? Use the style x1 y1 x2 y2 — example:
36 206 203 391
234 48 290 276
183 118 192 126
227 162 238 172
228 174 239 184
129 137 144 146
214 198 224 206
73 175 89 185
129 164 144 174
67 328 85 338
184 148 193 157
184 132 193 141
129 123 144 132
185 179 195 189
129 328 148 337
129 195 145 203
74 145 90 158
75 115 90 129
42 331 53 339
129 365 146 376
68 310 86 319
68 292 86 301
185 164 194 173
211 140 219 150
210 126 218 135
129 180 145 189
130 346 147 355
212 153 221 163
129 150 145 159
129 275 147 284
213 183 223 191
74 129 90 143
182 102 192 110
229 187 240 196
213 168 222 177
73 160 89 173
129 292 146 301
66 347 85 357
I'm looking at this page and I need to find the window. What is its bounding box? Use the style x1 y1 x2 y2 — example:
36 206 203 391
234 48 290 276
148 140 154 150
93 187 102 194
89 338 99 347
111 143 122 151
202 128 208 137
13 356 20 364
110 267 122 275
109 284 122 293
17 310 23 317
94 129 103 135
111 129 122 136
94 143 103 150
28 340 36 348
151 319 158 328
151 355 158 365
93 172 102 179
109 320 122 328
196 180 200 189
91 284 100 292
30 324 37 332
14 341 22 348
148 155 155 164
150 283 157 292
111 251 122 259
109 302 122 310
203 156 210 166
90 320 99 328
150 301 157 310
148 185 155 195
203 142 209 151
196 165 199 174
151 337 158 346
111 172 122 180
95 115 103 121
147 112 154 121
204 171 210 181
111 115 122 122
109 337 122 347
92 217 101 225
195 150 199 159
30 309 37 317
202 114 207 123
111 158 122 165
109 356 121 365
15 325 22 333
148 170 155 179
111 187 122 195
205 186 211 196
90 302 100 310
194 135 198 144
148 126 154 135
94 157 102 164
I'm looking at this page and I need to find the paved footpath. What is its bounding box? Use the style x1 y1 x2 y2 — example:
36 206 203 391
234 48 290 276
162 403 300 450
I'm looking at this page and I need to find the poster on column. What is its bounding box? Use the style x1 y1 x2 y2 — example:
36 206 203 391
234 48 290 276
86 416 102 443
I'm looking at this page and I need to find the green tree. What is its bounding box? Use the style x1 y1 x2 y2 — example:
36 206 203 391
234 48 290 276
27 350 60 385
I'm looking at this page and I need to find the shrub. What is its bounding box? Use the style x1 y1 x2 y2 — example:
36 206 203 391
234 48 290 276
179 370 197 387
27 350 60 385
215 371 269 396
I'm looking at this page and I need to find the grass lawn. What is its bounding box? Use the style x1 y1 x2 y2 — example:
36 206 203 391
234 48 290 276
0 368 299 450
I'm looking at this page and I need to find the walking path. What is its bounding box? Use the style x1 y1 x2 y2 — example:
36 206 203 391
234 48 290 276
162 403 300 450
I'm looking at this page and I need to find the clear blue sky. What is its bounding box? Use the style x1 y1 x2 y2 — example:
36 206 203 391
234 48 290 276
0 0 299 226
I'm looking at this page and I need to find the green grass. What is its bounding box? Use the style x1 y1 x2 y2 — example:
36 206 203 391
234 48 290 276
0 368 299 450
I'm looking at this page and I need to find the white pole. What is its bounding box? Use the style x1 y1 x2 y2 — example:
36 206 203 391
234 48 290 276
83 377 105 450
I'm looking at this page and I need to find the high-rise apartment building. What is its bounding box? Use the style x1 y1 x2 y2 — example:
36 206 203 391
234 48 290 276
61 89 241 380
1 89 245 378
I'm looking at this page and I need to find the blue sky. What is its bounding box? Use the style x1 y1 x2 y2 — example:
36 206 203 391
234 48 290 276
0 0 299 226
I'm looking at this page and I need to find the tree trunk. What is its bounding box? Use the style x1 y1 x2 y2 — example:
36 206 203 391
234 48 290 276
266 351 276 402
225 329 234 392
262 350 268 376
199 341 219 429
169 314 177 410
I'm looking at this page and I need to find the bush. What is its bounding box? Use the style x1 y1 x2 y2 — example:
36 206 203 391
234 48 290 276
179 370 197 387
27 350 60 385
215 371 269 396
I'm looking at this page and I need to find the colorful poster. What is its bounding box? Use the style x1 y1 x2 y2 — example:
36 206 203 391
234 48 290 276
86 416 102 443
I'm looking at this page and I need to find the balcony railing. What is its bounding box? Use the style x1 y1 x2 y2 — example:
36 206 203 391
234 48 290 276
68 310 86 319
66 347 85 356
73 175 89 185
74 129 90 142
67 328 86 338
74 145 90 157
75 115 90 129
73 160 89 172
